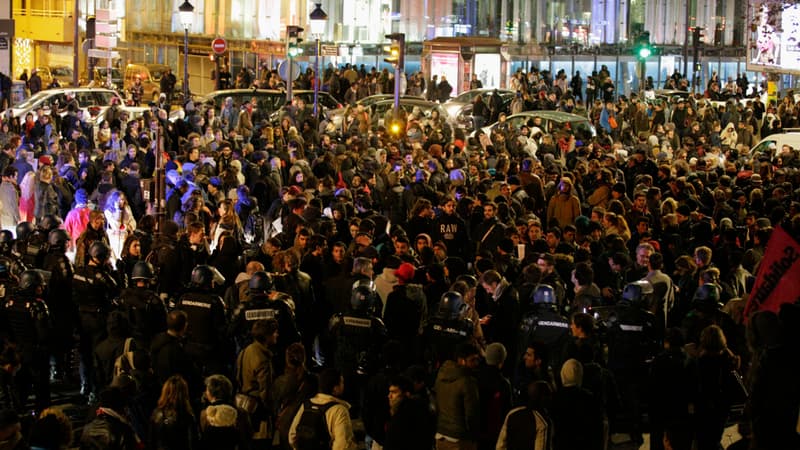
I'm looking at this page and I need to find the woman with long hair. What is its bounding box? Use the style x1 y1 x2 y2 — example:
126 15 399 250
116 235 142 285
211 199 242 252
104 190 137 262
149 375 198 450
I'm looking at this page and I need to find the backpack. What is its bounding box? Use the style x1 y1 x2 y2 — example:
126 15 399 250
294 400 337 450
113 337 136 378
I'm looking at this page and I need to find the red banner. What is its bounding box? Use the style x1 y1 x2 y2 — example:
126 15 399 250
744 226 800 322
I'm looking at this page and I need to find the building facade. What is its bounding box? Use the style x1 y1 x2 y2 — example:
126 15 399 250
11 0 761 96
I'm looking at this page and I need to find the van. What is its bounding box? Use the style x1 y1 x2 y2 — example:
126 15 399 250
124 63 173 101
749 130 800 162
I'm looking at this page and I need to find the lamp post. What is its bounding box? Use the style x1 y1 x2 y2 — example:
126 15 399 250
179 0 194 102
309 3 328 120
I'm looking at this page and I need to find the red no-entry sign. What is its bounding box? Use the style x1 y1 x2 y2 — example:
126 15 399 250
212 38 227 55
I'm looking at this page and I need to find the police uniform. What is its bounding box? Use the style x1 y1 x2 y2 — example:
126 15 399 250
229 291 299 372
329 310 386 376
73 264 119 393
518 306 570 370
3 289 51 409
425 314 474 365
606 297 661 443
174 288 229 374
114 286 167 347
42 245 75 381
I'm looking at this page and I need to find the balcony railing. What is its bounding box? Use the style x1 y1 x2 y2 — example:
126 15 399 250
13 0 72 18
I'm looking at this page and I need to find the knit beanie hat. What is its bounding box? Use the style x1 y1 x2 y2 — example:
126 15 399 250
395 262 416 284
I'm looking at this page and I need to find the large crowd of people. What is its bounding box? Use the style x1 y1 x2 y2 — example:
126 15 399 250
0 62 798 450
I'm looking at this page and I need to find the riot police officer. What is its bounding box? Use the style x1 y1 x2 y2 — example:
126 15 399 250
173 265 229 375
0 230 25 283
14 222 34 244
517 284 571 376
41 229 75 381
72 241 120 396
229 271 300 373
607 280 662 444
2 270 51 410
20 214 62 268
114 261 167 348
329 280 386 412
425 291 474 367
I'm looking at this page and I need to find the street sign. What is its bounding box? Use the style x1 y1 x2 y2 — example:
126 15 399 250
96 35 117 48
277 60 302 81
96 8 116 21
212 37 227 55
96 22 118 34
320 44 339 56
87 49 120 60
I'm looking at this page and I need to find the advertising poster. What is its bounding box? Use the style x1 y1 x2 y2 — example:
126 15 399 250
430 52 461 96
473 53 502 89
748 1 800 74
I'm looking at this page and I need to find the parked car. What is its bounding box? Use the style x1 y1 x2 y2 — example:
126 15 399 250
4 87 123 122
174 88 342 124
124 63 175 102
80 67 124 91
474 110 596 139
89 105 149 142
365 98 452 130
442 88 515 126
35 66 75 88
749 130 800 162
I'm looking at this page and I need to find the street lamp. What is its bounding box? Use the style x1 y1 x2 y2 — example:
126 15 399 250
309 3 328 119
179 0 194 102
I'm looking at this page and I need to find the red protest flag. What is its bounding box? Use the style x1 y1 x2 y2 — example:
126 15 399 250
744 226 800 322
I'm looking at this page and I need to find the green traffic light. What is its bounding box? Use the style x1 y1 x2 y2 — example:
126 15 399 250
637 46 651 59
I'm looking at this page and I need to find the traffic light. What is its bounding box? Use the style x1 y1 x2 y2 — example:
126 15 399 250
692 27 705 47
384 33 405 69
634 31 653 60
287 26 304 58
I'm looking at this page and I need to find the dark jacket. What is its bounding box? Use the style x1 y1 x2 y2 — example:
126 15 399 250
80 408 139 450
149 408 198 450
384 396 433 450
551 386 604 450
150 332 198 387
434 360 480 441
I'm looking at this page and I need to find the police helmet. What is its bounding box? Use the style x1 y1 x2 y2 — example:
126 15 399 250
38 214 63 233
249 271 274 293
693 283 721 310
350 279 377 312
0 230 13 253
47 229 70 250
131 261 156 281
89 241 111 262
532 284 557 304
622 280 654 304
191 265 215 288
19 269 45 291
455 274 478 288
16 222 33 241
438 291 466 320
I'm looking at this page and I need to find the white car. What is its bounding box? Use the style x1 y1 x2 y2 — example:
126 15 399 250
4 87 123 122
